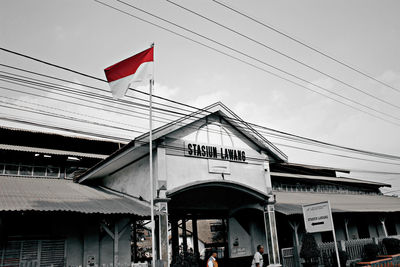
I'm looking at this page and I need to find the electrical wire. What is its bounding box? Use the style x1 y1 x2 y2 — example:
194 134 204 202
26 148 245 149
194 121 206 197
211 0 400 95
2 64 400 163
2 89 400 167
167 0 400 110
2 60 400 163
112 0 400 123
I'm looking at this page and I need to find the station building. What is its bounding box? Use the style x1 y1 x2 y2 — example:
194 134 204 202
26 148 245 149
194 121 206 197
1 102 400 267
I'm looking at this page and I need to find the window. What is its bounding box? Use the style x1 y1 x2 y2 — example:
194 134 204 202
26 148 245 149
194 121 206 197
46 166 59 178
33 166 46 177
4 164 18 175
19 165 33 176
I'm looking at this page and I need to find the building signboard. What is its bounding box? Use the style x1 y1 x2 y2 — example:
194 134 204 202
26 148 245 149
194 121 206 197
185 142 246 162
302 201 341 267
302 201 333 233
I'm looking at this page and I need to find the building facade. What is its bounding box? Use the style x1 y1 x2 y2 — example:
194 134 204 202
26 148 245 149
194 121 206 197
78 103 288 267
0 127 150 266
1 103 400 267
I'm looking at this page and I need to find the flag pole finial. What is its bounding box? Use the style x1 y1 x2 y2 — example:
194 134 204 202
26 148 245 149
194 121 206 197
150 42 154 48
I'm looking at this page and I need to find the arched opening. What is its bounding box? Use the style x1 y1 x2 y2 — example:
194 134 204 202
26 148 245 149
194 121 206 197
167 181 270 267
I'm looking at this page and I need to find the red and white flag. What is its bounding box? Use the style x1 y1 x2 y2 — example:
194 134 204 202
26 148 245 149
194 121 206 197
104 46 154 99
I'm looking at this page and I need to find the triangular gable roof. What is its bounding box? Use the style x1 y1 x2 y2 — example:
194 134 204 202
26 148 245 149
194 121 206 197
77 102 287 184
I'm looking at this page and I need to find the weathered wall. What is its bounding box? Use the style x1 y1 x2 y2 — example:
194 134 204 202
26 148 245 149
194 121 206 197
228 210 267 258
229 217 253 258
118 218 133 265
83 221 100 266
248 213 268 255
102 153 155 202
100 234 114 266
66 234 84 266
165 153 269 194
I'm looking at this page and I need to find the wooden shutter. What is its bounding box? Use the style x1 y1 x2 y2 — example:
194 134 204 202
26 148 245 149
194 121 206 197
39 240 65 267
1 239 65 267
1 240 21 267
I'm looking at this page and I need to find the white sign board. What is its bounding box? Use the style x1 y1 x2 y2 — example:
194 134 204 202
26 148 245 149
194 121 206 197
302 201 333 233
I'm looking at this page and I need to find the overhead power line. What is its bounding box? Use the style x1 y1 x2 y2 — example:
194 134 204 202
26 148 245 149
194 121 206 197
3 100 400 167
0 114 131 142
6 64 399 162
2 72 400 166
167 0 400 111
2 11 400 129
3 49 400 163
1 64 397 163
3 71 400 168
112 0 400 124
212 0 400 94
275 142 400 167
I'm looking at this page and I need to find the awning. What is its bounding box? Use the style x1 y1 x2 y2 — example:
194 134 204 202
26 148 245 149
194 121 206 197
274 191 400 215
0 175 150 216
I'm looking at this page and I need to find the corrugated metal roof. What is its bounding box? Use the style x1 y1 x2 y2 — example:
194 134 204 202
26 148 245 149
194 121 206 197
273 162 350 173
274 191 400 215
0 144 108 159
270 172 390 187
0 175 150 216
0 125 124 143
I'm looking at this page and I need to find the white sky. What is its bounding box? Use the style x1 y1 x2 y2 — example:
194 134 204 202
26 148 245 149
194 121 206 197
1 0 400 194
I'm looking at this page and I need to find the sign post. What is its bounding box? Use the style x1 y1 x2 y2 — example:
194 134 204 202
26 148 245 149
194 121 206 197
302 201 340 267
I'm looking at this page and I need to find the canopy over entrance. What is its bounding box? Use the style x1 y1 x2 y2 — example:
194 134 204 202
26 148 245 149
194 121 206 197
167 180 270 218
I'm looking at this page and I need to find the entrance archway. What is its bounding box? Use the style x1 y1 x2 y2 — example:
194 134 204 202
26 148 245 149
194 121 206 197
167 180 270 267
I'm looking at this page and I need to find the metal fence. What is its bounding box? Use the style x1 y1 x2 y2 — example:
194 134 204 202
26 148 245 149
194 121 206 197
281 247 296 267
282 235 400 267
344 238 375 260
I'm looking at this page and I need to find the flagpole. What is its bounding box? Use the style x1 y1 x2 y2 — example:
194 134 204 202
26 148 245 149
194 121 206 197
149 43 156 267
149 77 156 267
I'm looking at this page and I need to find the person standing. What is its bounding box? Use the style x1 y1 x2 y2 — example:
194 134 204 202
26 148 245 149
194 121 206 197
251 245 264 267
207 249 218 267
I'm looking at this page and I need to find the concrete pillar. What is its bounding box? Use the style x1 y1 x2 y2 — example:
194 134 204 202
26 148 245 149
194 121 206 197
288 220 300 267
182 219 188 253
158 202 169 265
344 218 350 241
132 219 138 263
380 217 388 237
192 217 199 259
264 204 281 266
171 218 179 262
114 222 119 266
155 216 160 260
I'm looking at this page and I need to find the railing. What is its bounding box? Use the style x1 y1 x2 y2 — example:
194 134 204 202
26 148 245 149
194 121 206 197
345 238 376 260
281 247 296 267
319 241 337 265
272 184 381 195
356 257 393 267
317 235 400 266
